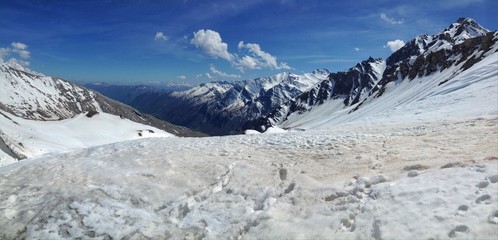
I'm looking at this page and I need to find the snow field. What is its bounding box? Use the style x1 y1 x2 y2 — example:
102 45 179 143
0 117 496 239
281 50 498 131
0 110 173 163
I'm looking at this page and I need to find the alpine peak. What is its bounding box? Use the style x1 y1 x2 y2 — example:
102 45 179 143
441 17 489 44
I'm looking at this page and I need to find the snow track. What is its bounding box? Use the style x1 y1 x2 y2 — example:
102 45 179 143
0 117 496 239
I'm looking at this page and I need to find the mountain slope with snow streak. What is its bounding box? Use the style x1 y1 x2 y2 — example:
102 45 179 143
0 61 203 138
280 48 498 130
0 62 100 120
0 61 205 164
253 18 497 131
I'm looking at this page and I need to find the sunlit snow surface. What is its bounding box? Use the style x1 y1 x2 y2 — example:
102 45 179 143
0 117 497 239
0 111 173 166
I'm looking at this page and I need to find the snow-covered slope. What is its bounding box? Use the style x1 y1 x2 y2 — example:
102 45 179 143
0 62 101 120
0 110 173 166
0 62 204 164
281 49 498 130
131 18 494 135
252 18 497 131
0 61 203 138
0 117 496 239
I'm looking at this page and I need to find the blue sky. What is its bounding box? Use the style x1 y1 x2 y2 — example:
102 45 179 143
1 0 496 85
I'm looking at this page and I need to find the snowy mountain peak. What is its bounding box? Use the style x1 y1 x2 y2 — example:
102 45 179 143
441 17 489 44
246 17 496 132
387 17 491 67
3 60 43 77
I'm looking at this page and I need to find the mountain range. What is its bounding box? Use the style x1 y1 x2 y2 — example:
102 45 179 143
89 18 496 136
0 17 497 239
0 17 495 162
0 62 204 163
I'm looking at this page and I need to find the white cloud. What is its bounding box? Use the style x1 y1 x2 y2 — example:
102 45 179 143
154 32 168 41
11 42 28 50
195 74 203 78
1 42 30 66
16 49 30 59
177 75 187 80
384 39 405 52
236 56 260 71
210 65 241 78
11 42 30 59
191 29 233 61
354 47 360 51
380 13 404 25
236 41 291 71
190 29 291 72
205 73 213 79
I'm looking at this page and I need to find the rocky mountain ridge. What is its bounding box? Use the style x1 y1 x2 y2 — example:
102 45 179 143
0 62 204 137
127 70 330 135
247 17 496 131
87 18 496 135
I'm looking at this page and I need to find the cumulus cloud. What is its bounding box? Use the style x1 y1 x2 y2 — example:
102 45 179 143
10 42 30 60
210 65 241 78
11 42 27 50
190 29 291 72
205 73 213 79
0 42 31 66
236 41 291 71
191 29 233 61
236 55 260 71
384 39 405 52
154 32 168 41
354 47 360 51
177 75 187 80
380 13 403 25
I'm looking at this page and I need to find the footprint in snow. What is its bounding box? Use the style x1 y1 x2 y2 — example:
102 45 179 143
475 194 492 204
457 205 468 215
487 174 498 183
475 180 489 189
284 182 295 194
448 225 469 238
340 213 356 232
279 168 287 181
